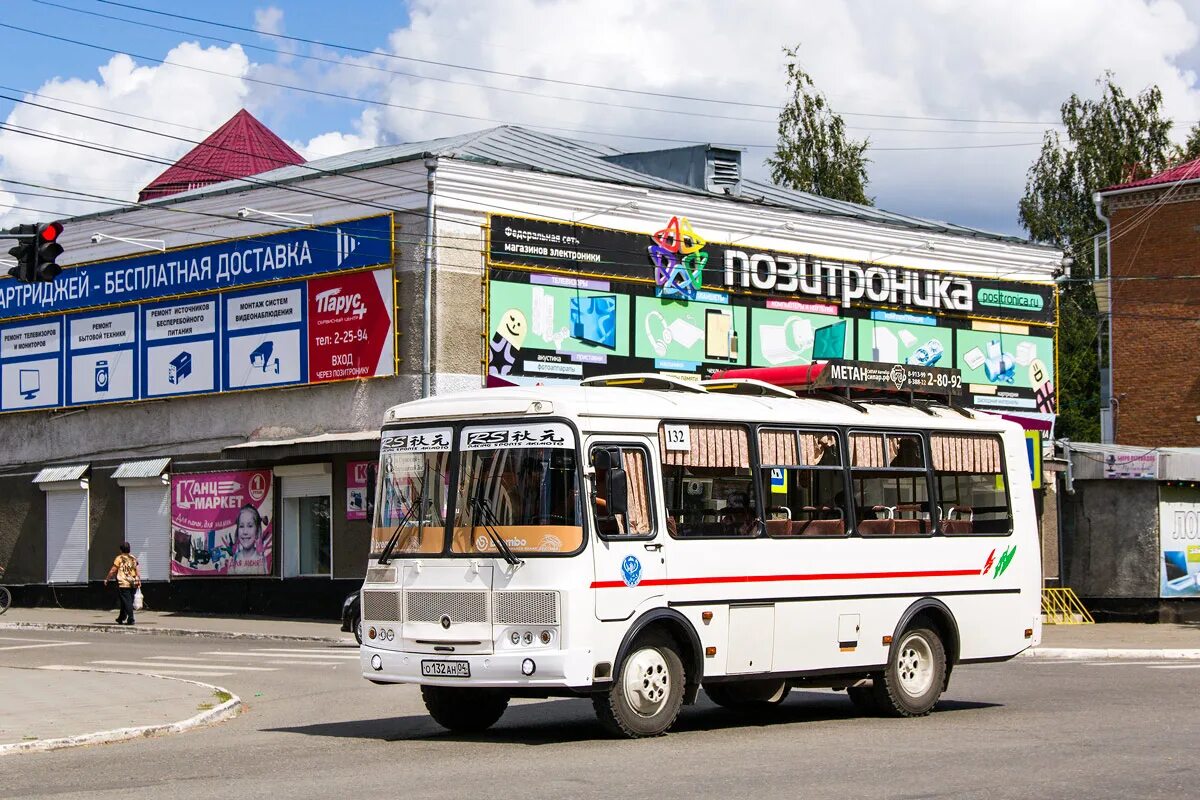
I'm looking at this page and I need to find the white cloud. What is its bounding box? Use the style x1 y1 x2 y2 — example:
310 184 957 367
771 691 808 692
8 1 1200 237
294 0 1200 235
0 41 253 228
254 7 285 37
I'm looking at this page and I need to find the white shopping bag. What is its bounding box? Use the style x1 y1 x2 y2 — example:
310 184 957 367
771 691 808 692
133 588 144 611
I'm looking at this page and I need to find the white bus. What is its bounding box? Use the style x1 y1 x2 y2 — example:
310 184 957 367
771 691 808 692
359 369 1041 738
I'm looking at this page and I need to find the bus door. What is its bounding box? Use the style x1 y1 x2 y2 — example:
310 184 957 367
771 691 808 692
588 439 667 621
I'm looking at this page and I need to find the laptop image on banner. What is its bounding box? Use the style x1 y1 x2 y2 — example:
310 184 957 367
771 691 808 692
812 320 847 361
1164 551 1195 590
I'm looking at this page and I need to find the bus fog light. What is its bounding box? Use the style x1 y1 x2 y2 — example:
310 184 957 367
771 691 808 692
521 658 536 676
539 630 552 645
371 654 382 671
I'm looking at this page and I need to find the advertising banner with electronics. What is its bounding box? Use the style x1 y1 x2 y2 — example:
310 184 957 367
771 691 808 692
0 267 395 415
171 469 274 577
486 214 1056 420
0 214 392 322
1160 486 1200 598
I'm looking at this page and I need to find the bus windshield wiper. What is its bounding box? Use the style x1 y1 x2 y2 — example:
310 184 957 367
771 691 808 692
468 494 524 568
377 480 426 565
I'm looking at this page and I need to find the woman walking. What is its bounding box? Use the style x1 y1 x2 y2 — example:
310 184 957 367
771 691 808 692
104 543 141 625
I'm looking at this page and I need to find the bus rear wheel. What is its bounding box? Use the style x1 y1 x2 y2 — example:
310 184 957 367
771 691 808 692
872 626 946 717
593 633 684 738
705 679 790 710
421 686 509 733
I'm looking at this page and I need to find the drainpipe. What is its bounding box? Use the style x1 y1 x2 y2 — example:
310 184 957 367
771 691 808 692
422 156 437 399
1092 193 1114 442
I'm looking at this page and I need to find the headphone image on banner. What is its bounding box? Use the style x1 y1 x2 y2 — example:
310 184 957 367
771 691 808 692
645 311 671 357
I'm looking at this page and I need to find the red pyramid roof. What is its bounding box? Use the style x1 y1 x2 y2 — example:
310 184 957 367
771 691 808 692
138 109 305 202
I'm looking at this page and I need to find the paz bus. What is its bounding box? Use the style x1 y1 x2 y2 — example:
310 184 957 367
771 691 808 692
359 362 1041 738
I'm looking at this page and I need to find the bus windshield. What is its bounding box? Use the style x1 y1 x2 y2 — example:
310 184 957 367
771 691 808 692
371 426 452 557
451 422 583 555
371 421 584 558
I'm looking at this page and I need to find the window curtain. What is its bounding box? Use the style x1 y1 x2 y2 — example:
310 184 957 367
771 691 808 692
850 433 886 468
622 449 652 534
930 434 1002 473
660 424 750 468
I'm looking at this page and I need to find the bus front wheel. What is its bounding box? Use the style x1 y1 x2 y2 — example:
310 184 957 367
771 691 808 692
872 626 946 717
593 633 684 738
421 686 509 733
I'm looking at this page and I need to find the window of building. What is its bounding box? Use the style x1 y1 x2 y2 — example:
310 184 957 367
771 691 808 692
660 423 759 538
849 432 932 536
758 428 846 537
930 433 1011 535
281 466 333 577
591 445 654 538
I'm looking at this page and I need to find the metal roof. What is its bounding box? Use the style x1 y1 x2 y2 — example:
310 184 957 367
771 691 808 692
137 125 1040 246
1100 157 1200 193
112 457 172 480
33 464 89 484
223 430 380 459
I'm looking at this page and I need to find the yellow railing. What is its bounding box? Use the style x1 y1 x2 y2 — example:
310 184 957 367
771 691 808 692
1041 587 1095 624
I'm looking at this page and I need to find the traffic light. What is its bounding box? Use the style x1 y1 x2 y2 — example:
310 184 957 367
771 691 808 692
6 224 36 283
33 221 64 281
5 220 64 283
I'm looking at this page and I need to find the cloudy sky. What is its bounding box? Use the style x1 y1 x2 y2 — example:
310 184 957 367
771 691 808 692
3 0 1200 237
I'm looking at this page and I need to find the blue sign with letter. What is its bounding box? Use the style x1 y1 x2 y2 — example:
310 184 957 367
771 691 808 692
0 215 392 322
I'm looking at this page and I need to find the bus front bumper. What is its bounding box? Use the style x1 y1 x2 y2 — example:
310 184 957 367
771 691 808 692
360 644 595 688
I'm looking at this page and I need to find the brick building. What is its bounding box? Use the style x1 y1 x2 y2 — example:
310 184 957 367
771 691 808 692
1097 159 1200 445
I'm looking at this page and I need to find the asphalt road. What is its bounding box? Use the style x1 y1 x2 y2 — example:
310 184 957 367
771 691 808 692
0 628 1194 800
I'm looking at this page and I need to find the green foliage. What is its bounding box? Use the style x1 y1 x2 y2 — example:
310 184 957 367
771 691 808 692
1183 124 1200 162
1018 73 1177 442
767 46 872 205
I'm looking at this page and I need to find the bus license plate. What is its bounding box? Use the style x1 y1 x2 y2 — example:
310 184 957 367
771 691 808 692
421 659 470 678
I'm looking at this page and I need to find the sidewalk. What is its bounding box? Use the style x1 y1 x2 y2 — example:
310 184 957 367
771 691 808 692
0 666 240 755
0 607 352 642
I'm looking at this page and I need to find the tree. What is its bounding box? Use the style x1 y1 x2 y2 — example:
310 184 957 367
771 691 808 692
1019 73 1176 442
1182 123 1200 162
767 46 872 205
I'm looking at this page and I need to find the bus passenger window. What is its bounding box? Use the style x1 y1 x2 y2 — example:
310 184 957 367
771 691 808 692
850 432 931 536
660 424 759 538
758 429 846 537
591 446 653 537
930 434 1011 534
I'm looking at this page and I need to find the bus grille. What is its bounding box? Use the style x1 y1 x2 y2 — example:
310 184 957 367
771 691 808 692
493 591 559 625
365 566 396 583
406 591 489 624
362 590 402 622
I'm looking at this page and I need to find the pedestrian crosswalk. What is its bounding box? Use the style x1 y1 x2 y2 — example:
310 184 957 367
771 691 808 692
74 646 360 678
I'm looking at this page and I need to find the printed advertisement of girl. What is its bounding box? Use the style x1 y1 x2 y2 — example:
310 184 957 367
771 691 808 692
170 469 274 576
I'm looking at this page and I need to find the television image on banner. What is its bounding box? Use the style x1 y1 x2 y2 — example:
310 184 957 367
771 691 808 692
812 320 847 361
171 470 274 576
569 294 617 350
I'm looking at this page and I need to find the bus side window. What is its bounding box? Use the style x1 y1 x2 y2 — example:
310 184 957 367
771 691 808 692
758 428 846 537
660 424 757 538
930 433 1011 535
850 432 932 536
591 446 653 537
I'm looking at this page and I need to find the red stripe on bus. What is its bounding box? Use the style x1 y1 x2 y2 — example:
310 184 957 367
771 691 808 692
590 569 980 589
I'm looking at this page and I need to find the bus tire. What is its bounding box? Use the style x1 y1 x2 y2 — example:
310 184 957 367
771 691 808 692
593 633 684 738
872 626 946 717
421 686 509 733
705 679 790 710
846 685 879 715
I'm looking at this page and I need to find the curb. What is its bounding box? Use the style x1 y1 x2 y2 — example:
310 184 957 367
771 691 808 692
0 666 242 756
1020 647 1200 660
0 620 347 644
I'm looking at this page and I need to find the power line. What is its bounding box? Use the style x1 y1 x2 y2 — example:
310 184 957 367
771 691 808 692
88 0 1068 126
24 0 1056 139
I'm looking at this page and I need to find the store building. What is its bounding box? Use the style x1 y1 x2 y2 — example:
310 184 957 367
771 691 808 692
1096 157 1200 445
0 122 1062 616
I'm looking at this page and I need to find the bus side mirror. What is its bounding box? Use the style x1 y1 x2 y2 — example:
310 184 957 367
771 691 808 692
608 466 629 521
